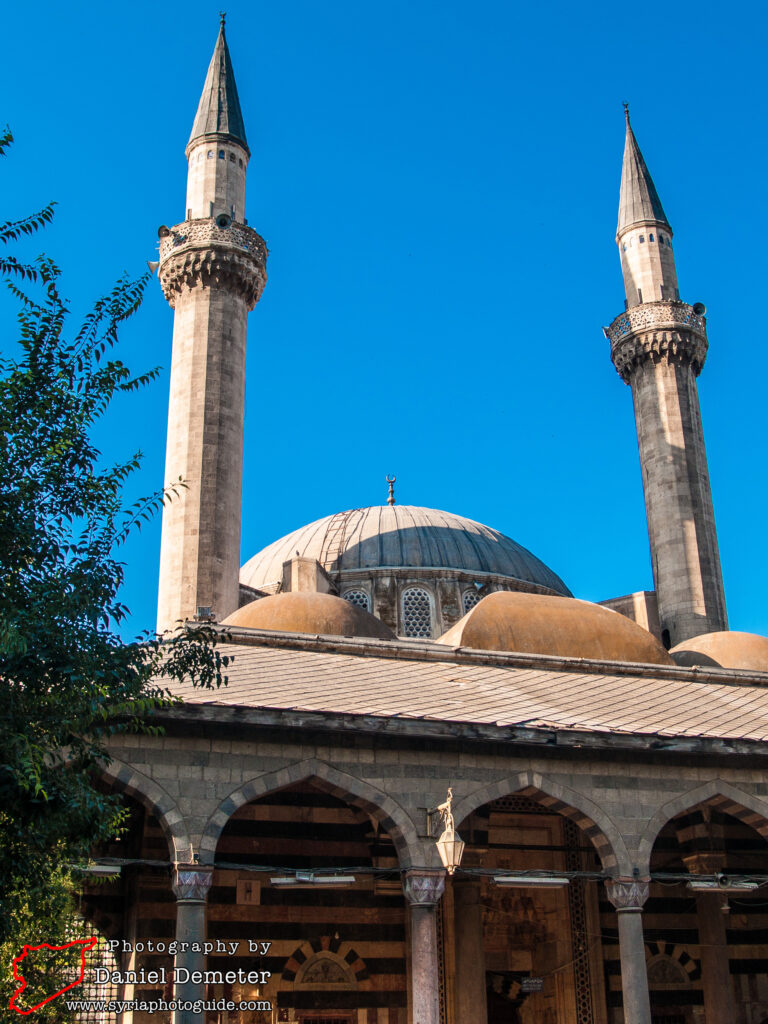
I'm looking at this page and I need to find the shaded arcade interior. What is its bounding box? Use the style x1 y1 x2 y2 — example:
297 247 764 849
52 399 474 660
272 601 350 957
79 785 768 1024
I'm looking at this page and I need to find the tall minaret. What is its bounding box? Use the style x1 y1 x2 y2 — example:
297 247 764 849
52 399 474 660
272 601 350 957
156 17 267 633
606 107 727 648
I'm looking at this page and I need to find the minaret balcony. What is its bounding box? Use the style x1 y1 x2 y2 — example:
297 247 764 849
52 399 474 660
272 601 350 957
158 217 267 268
157 217 268 309
605 301 708 381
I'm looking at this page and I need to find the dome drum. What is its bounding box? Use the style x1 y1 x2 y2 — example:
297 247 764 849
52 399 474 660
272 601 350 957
338 571 535 640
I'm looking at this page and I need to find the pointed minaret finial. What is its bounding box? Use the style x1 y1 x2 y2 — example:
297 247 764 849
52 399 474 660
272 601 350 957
219 11 226 28
386 475 396 506
623 101 630 125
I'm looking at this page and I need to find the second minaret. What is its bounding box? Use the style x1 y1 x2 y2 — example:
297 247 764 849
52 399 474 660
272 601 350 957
156 19 267 632
606 108 727 647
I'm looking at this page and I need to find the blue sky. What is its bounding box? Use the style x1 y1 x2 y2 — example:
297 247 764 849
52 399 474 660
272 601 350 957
2 0 766 637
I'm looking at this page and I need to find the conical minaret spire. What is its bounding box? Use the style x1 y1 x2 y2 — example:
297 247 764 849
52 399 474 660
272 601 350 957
156 20 267 633
618 104 669 235
616 106 679 308
605 108 727 648
188 14 248 153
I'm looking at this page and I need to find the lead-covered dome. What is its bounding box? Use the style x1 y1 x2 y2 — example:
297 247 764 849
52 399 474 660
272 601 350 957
240 505 570 597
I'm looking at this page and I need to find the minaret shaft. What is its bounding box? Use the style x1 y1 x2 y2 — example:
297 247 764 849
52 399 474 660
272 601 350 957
156 22 266 632
629 352 727 643
157 289 248 629
609 113 726 646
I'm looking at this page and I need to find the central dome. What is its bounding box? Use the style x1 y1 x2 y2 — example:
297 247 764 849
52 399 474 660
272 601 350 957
240 505 570 597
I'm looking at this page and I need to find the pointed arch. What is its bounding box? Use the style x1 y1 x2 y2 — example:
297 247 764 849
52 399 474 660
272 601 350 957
197 758 420 867
637 779 768 871
100 758 192 863
451 770 629 874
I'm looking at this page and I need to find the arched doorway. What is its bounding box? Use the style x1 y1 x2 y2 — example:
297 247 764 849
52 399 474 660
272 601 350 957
644 799 768 1024
81 790 177 1024
211 778 407 1022
455 791 610 1024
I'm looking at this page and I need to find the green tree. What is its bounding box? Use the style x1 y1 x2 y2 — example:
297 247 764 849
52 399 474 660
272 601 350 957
0 128 229 1009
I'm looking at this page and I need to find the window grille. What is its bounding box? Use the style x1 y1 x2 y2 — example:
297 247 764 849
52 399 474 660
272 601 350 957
462 588 481 614
342 589 370 612
402 587 432 638
66 930 119 1023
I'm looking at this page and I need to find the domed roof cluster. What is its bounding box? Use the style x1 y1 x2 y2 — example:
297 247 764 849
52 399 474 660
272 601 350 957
240 505 570 596
229 504 768 670
225 588 675 667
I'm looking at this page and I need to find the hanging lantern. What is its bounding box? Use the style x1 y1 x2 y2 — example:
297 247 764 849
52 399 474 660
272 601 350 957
436 825 465 875
431 787 465 875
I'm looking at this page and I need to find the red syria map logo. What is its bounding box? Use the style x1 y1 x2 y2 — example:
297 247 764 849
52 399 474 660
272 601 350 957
9 936 97 1014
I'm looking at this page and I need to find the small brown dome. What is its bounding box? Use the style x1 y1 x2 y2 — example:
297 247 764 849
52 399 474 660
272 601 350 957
222 591 396 640
437 591 673 665
670 631 768 671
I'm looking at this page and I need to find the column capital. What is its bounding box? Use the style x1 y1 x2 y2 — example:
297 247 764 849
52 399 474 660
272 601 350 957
605 878 650 913
403 869 446 906
173 865 214 902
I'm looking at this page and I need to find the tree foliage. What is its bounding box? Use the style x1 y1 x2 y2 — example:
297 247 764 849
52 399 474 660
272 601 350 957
0 130 229 967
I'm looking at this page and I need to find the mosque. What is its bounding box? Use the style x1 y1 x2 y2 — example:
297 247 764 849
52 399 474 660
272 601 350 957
86 17 768 1024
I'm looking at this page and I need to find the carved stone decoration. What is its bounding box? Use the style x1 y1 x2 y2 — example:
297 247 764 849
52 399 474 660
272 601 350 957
605 878 650 913
606 301 708 382
647 956 689 985
606 299 707 343
302 958 349 985
158 219 267 309
403 870 446 906
172 866 214 902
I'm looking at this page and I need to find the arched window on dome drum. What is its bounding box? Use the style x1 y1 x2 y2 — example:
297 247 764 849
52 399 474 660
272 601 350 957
402 587 433 638
462 588 481 615
342 588 369 612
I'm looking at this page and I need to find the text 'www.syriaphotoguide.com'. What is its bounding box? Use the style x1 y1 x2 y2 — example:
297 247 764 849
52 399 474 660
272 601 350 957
64 997 272 1013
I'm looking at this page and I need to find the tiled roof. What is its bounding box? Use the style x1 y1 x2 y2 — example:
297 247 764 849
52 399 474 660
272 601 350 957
169 632 768 744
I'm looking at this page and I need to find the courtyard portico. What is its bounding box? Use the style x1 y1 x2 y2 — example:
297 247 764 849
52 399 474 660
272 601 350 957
77 628 768 1024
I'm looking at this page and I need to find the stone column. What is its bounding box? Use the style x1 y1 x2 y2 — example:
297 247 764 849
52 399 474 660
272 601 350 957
403 870 446 1024
453 880 487 1024
606 879 651 1024
172 866 213 1024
